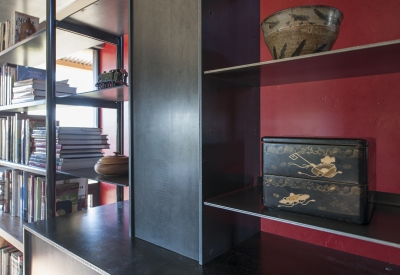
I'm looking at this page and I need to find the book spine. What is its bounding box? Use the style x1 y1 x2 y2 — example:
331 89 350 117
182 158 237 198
22 172 28 222
34 177 42 221
28 175 35 223
11 170 19 217
3 170 10 213
40 179 46 220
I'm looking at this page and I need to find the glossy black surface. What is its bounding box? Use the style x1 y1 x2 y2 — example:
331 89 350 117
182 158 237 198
24 201 400 275
205 185 400 248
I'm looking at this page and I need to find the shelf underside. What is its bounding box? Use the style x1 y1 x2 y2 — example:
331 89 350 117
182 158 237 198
0 0 73 21
0 212 24 252
24 201 400 274
65 0 128 36
0 28 101 68
204 185 400 249
0 86 129 112
0 161 128 186
205 39 400 87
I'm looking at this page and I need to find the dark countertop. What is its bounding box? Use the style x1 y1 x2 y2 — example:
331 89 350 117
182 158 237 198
24 201 400 275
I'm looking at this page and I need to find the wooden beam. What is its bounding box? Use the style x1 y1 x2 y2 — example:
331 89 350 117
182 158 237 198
56 59 92 70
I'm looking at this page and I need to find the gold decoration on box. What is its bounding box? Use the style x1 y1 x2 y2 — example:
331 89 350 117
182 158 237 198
288 153 342 178
278 193 315 208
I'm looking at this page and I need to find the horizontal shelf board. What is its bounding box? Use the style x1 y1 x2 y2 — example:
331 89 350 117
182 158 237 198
0 0 72 21
24 201 400 274
0 86 128 112
0 28 101 67
64 0 128 36
0 161 47 175
0 212 24 252
204 39 400 87
204 185 400 249
57 168 129 186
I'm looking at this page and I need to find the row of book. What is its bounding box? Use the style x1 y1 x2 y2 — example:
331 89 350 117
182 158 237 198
0 63 77 106
0 245 22 275
1 11 40 52
0 168 89 223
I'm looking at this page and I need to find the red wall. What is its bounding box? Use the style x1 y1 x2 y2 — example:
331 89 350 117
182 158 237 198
99 37 129 205
260 0 400 264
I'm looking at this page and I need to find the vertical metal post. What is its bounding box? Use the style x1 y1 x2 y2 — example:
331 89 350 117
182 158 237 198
46 0 56 218
116 36 124 201
129 0 134 237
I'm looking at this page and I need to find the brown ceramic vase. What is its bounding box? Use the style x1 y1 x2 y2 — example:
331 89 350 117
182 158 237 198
261 5 344 60
94 152 129 176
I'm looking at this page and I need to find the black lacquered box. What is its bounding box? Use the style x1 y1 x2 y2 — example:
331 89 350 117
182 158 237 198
262 137 375 224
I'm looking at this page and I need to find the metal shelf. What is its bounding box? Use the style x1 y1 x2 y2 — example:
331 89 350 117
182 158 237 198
204 39 400 87
0 212 24 252
0 28 101 68
0 86 129 112
204 185 400 249
63 0 129 36
57 168 128 187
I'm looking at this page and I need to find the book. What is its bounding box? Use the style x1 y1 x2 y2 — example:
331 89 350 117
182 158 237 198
1 246 18 275
30 152 104 159
55 182 79 216
11 170 20 217
31 134 107 140
34 148 103 154
13 83 77 94
11 96 45 104
10 250 23 275
33 143 110 150
24 116 47 165
33 126 101 134
0 22 5 52
10 11 40 45
12 89 72 99
3 170 10 213
34 176 44 221
1 63 17 105
13 78 69 87
27 174 35 223
16 65 46 82
33 139 108 145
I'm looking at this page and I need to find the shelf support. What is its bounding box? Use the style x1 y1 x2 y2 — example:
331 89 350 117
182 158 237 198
115 35 125 202
46 0 57 218
128 0 134 238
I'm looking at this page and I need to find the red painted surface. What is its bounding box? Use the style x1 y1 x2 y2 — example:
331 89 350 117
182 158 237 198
99 36 130 205
260 0 400 264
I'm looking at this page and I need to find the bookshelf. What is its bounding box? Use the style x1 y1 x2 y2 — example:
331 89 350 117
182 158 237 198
16 0 400 274
0 0 130 263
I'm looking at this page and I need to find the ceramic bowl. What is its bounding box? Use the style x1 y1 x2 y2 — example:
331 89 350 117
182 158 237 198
261 5 344 59
94 152 129 176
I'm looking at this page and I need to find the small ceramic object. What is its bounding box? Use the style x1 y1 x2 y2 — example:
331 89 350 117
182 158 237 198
94 152 129 176
261 5 344 59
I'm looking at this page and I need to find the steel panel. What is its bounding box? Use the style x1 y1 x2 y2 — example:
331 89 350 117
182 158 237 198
133 0 201 260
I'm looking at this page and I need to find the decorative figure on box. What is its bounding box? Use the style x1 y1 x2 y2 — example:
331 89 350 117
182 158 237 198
288 153 342 178
278 193 315 208
95 68 128 89
20 18 37 40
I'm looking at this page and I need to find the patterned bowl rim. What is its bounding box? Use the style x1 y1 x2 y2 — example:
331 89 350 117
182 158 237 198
261 5 344 25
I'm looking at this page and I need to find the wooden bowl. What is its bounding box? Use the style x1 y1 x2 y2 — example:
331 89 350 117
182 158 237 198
261 5 343 59
94 152 129 176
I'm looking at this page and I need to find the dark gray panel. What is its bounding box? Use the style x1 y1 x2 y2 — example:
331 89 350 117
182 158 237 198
133 0 201 260
201 0 260 264
25 234 101 275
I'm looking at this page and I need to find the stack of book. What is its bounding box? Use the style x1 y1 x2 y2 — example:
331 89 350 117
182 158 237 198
28 127 109 170
11 78 77 104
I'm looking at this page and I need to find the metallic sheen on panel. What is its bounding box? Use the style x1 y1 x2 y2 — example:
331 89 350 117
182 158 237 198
133 0 201 260
46 0 56 219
